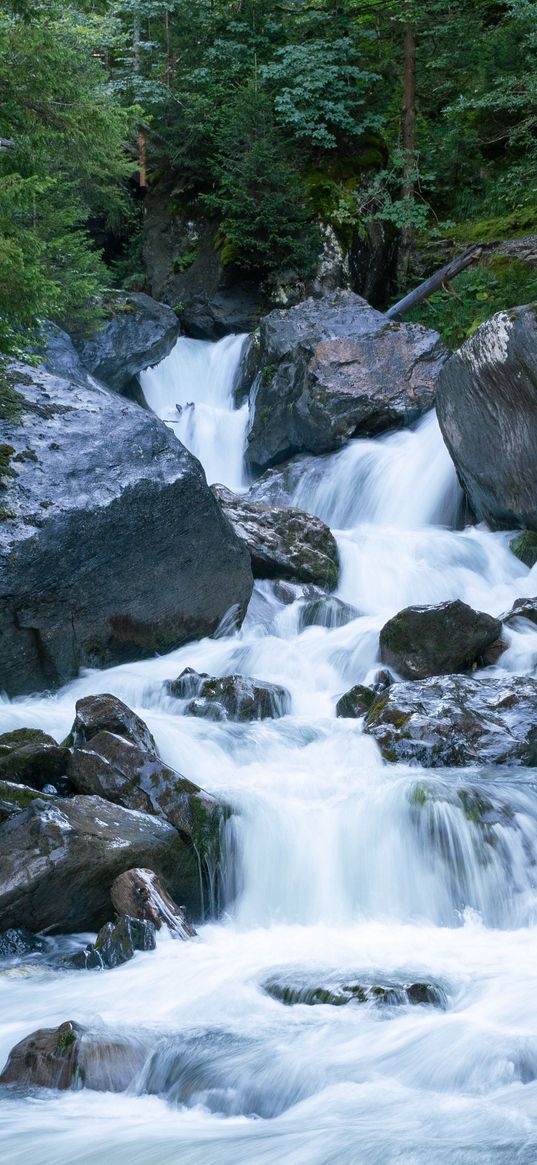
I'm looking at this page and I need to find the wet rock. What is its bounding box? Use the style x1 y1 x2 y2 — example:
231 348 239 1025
212 483 339 590
336 684 378 718
72 292 180 393
0 1020 147 1091
0 729 69 791
69 693 156 752
110 869 196 939
0 928 46 959
511 531 537 568
0 794 190 932
0 780 55 825
164 667 210 700
243 291 448 472
436 305 537 530
379 600 503 680
263 975 446 1009
179 673 291 722
299 595 360 630
503 596 537 627
0 360 253 697
66 915 156 970
363 674 537 766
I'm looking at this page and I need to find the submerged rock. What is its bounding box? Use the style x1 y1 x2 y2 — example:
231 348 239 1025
436 305 537 529
243 291 448 472
511 531 537 568
0 927 46 960
0 794 190 932
0 360 252 698
171 672 291 721
379 600 504 680
298 595 360 630
66 915 157 970
0 1020 147 1091
363 674 537 766
72 291 180 394
212 483 339 590
263 975 446 1009
0 729 69 791
110 868 196 939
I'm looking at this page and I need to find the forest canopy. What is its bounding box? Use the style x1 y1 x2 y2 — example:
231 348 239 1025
1 0 537 353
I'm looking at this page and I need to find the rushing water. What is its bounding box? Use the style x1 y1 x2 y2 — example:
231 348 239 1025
2 336 537 1163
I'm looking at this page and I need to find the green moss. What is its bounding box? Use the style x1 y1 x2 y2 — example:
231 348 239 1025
451 206 537 244
0 506 15 521
173 244 200 273
510 530 537 568
262 363 276 387
55 1026 77 1054
0 368 26 422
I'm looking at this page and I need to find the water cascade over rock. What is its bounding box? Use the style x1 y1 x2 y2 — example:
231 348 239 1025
2 317 537 1162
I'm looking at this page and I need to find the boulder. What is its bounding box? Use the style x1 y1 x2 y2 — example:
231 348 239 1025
0 729 69 790
379 600 504 680
72 292 180 393
0 360 253 697
110 869 196 939
69 693 156 752
511 531 537 568
0 794 192 931
243 291 448 472
0 1020 147 1091
436 305 537 529
263 975 446 1009
167 671 291 721
212 483 339 590
503 596 537 626
362 674 537 766
66 915 156 970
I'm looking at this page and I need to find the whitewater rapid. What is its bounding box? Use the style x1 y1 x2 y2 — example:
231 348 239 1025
1 335 537 1164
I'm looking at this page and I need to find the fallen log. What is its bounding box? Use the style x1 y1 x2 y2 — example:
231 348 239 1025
385 246 482 320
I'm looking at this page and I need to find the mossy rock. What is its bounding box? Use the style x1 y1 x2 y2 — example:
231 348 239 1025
510 531 537 568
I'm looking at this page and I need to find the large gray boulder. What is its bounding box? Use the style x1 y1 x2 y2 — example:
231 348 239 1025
0 362 253 697
0 794 194 931
379 600 504 680
362 674 537 767
72 292 180 393
212 483 339 589
244 291 448 472
436 305 537 529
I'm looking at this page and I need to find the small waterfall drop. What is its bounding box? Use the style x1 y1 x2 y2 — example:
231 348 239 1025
140 334 248 490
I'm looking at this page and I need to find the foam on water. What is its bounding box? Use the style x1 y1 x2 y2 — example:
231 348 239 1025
2 336 537 1163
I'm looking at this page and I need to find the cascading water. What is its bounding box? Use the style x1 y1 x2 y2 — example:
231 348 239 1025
2 336 537 1163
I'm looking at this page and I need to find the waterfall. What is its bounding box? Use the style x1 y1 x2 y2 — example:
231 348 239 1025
2 336 537 1164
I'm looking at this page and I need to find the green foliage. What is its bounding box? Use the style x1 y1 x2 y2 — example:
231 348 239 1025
407 258 537 348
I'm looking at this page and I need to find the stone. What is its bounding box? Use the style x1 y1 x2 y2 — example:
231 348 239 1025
0 1020 147 1091
180 673 291 721
69 693 156 752
503 596 537 627
0 780 55 825
212 483 339 590
511 531 537 568
0 927 46 959
164 667 210 700
0 730 69 790
336 684 378 718
0 794 192 932
363 674 537 766
0 360 253 697
436 305 537 529
379 600 504 680
263 975 446 1009
243 291 448 472
110 869 196 939
299 595 360 630
72 291 180 393
66 915 157 970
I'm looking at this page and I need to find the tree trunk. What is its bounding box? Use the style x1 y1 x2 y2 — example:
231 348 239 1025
396 21 417 288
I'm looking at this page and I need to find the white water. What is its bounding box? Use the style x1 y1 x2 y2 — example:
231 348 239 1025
2 338 537 1163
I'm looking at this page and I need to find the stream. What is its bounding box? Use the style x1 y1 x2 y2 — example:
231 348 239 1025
1 335 537 1163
